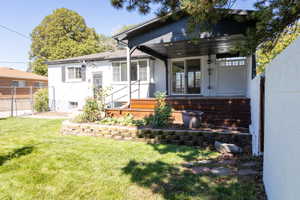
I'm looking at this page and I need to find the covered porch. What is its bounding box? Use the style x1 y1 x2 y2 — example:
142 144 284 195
112 10 256 100
107 10 255 131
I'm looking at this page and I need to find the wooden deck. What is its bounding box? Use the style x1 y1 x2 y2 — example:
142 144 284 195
106 97 251 129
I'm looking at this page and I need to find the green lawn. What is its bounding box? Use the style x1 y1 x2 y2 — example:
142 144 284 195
0 118 259 200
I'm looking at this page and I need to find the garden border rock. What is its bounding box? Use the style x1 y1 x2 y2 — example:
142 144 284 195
61 120 252 153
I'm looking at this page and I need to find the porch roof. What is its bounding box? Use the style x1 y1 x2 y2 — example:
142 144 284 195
113 9 256 59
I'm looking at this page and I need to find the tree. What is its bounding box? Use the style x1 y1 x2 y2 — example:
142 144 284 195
110 0 300 62
257 25 300 73
113 24 137 35
30 8 111 76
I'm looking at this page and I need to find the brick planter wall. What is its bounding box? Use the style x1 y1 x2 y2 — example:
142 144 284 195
61 120 252 153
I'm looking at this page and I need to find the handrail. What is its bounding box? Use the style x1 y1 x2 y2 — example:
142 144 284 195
106 80 141 108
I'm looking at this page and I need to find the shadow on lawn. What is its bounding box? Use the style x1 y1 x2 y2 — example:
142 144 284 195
148 143 214 162
122 159 257 200
0 146 34 166
122 143 259 200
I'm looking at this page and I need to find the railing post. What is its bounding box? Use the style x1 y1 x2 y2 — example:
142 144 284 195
127 47 131 102
111 93 114 108
138 80 140 99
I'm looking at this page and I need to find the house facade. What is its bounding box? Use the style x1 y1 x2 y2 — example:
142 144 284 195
47 9 256 112
47 9 264 154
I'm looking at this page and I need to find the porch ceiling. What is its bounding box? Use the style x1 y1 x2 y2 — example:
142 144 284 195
138 35 243 59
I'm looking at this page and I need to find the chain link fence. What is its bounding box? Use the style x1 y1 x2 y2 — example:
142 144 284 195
0 86 48 118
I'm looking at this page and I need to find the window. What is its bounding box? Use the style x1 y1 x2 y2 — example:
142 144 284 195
139 61 147 81
69 101 78 109
112 60 148 82
216 56 246 67
34 82 46 88
11 80 26 87
121 62 127 81
171 59 201 94
67 67 82 80
131 62 138 81
112 63 120 82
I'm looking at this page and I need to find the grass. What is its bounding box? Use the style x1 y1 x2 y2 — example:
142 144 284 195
0 118 261 200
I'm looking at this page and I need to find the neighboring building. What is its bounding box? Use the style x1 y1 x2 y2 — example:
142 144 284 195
263 37 300 200
0 67 48 115
0 67 48 98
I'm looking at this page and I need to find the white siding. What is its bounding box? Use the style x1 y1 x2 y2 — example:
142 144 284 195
48 58 167 112
248 75 262 155
264 38 300 200
153 59 166 92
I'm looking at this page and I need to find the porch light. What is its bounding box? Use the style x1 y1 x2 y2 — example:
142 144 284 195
207 58 212 64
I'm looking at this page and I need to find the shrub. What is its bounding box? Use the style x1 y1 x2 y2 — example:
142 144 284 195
34 88 49 112
146 92 172 128
82 98 103 122
72 113 89 123
99 114 146 127
73 87 111 123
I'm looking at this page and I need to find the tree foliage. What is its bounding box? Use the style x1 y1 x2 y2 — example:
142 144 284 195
257 25 300 73
110 0 300 63
113 24 137 35
30 8 114 76
34 88 49 112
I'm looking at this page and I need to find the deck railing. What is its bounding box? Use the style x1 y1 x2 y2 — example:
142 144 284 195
106 80 141 108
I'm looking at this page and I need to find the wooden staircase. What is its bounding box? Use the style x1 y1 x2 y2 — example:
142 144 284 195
106 97 251 129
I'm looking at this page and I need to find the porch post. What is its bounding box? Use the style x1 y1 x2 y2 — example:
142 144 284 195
164 60 169 95
126 47 132 102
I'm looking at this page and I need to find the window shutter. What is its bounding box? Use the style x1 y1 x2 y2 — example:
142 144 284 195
81 64 86 81
62 66 66 82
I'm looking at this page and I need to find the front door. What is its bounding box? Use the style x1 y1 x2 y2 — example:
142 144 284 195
171 58 202 95
93 72 103 97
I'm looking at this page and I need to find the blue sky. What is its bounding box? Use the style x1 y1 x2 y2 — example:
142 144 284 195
0 0 254 71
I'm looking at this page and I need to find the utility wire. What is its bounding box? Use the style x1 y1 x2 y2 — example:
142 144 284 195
0 24 31 40
0 61 29 64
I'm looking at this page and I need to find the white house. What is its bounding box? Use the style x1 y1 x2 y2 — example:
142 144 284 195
47 9 264 154
47 50 160 111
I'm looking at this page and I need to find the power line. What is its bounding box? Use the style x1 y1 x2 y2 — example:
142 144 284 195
0 61 29 64
0 24 31 40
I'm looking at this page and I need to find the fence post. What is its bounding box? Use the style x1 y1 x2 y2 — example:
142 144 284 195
30 86 34 114
14 87 17 116
10 87 14 117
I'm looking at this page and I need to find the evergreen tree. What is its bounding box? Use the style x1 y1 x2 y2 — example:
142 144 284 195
110 0 300 65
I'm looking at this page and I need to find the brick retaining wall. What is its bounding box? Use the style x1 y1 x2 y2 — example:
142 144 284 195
61 120 252 153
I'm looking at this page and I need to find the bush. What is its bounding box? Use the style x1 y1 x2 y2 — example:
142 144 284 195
146 92 172 128
72 113 89 123
81 98 104 122
99 114 146 127
34 88 49 112
72 87 111 123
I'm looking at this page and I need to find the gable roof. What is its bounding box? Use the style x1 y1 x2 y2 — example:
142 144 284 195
113 9 254 41
46 49 150 65
0 67 48 81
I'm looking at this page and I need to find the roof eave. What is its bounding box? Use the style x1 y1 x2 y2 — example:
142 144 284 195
112 9 255 41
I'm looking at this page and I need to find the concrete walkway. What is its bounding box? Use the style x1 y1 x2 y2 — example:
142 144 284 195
21 112 72 119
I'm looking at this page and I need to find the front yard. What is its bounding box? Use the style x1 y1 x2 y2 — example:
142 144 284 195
0 118 264 200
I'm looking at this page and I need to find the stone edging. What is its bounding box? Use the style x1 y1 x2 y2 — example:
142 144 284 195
61 120 252 153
